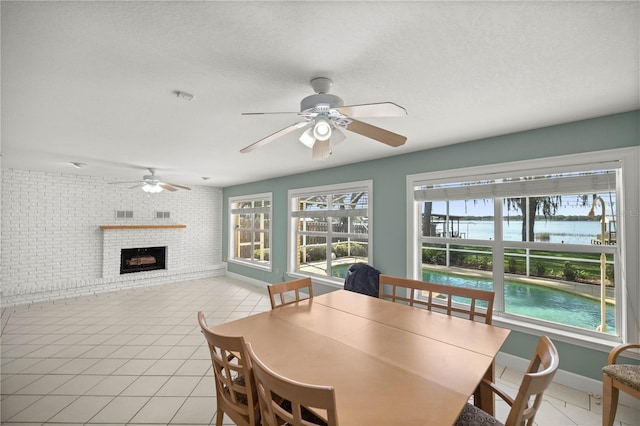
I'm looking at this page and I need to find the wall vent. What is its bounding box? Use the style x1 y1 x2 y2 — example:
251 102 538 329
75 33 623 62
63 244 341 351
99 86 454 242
156 211 171 219
115 210 134 219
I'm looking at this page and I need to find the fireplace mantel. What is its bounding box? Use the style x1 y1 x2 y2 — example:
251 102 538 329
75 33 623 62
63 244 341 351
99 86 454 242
100 225 186 230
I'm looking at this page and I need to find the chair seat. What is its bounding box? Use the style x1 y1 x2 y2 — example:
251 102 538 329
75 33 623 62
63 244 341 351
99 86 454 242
603 364 640 392
455 403 504 426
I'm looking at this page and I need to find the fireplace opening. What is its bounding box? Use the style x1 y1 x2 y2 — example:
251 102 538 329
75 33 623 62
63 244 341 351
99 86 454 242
120 246 166 274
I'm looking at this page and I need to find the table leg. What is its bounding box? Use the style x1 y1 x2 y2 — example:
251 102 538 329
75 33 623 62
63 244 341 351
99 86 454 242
474 360 495 415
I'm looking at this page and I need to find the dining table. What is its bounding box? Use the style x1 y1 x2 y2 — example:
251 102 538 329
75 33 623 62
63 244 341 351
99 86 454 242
211 289 510 425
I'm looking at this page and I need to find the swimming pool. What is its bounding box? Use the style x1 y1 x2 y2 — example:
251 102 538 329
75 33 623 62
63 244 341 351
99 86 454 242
422 269 615 334
332 263 615 333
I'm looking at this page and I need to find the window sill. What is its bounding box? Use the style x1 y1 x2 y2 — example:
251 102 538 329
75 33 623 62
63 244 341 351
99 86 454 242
227 258 271 272
493 314 623 355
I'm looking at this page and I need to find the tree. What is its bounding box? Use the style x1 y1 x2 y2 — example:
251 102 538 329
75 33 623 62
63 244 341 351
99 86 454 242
505 197 562 241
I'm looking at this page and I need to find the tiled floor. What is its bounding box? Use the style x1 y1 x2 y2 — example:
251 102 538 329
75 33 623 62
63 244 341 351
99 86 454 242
1 276 638 425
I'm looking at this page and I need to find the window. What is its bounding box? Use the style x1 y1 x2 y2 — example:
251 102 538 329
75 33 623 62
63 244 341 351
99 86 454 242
408 148 639 345
229 193 272 270
289 181 372 283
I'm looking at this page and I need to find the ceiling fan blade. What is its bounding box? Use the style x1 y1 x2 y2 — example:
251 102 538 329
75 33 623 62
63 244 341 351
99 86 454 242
312 139 331 161
240 121 311 153
109 180 141 185
241 111 299 115
163 182 191 190
336 102 407 118
346 118 407 147
331 127 346 145
128 183 145 189
159 183 178 192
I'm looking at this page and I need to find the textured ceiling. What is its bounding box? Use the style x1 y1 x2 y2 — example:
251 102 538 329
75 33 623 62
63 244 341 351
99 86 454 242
2 1 638 187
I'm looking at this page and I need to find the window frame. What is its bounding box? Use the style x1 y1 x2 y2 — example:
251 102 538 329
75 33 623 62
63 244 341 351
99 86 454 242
288 180 373 287
228 192 273 271
406 147 639 350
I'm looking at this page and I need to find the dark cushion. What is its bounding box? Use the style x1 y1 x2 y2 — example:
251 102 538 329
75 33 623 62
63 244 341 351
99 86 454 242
603 364 640 392
454 402 504 426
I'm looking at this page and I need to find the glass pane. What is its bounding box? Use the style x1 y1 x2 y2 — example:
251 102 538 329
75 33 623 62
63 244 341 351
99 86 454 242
238 213 252 229
331 191 368 210
252 231 269 262
298 217 328 234
503 246 616 334
330 236 369 279
423 199 494 240
254 213 269 230
298 195 328 211
503 192 617 245
235 230 253 260
297 236 327 275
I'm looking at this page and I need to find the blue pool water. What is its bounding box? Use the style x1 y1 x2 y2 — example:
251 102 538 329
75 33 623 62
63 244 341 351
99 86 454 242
422 269 615 333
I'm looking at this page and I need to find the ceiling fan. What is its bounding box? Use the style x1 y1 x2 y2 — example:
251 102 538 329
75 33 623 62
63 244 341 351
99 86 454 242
240 77 407 160
109 168 191 193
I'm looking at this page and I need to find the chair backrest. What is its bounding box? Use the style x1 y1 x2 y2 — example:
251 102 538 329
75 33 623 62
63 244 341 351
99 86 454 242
247 343 338 426
506 335 560 426
378 274 495 324
267 277 314 309
197 312 260 426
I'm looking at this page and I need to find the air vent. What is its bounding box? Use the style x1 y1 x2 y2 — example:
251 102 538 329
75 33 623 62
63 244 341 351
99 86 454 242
156 211 170 219
115 210 134 219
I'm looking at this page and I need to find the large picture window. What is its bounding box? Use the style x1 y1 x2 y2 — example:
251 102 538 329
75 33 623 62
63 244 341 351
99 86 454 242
409 149 639 345
229 193 272 270
289 181 372 282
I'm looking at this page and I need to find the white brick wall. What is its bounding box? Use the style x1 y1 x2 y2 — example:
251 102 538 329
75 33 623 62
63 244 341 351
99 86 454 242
1 169 226 307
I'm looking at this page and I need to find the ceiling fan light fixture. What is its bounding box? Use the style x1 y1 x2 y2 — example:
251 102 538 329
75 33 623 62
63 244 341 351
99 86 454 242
313 119 332 141
299 128 316 148
142 183 163 193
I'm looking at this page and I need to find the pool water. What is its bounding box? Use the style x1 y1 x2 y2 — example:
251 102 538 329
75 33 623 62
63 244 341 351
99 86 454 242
422 269 616 334
331 263 615 333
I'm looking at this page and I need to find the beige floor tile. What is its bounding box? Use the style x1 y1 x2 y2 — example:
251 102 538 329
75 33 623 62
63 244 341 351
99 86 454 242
143 359 185 376
121 376 170 396
191 376 216 398
81 358 128 375
84 375 137 396
175 359 211 376
129 396 186 424
169 396 215 424
0 395 42 422
112 359 156 375
7 395 77 422
15 375 73 395
106 345 146 359
20 358 73 375
155 376 202 397
1 374 42 394
133 345 172 359
48 395 113 423
50 374 106 395
87 395 150 424
162 345 198 360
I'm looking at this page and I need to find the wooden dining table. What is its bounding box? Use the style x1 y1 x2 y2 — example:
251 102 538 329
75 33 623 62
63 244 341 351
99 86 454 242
211 289 510 425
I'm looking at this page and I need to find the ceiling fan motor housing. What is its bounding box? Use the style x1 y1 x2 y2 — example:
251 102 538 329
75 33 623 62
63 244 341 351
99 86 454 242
300 93 344 113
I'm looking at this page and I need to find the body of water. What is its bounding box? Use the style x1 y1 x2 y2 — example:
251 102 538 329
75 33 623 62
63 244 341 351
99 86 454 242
460 220 610 245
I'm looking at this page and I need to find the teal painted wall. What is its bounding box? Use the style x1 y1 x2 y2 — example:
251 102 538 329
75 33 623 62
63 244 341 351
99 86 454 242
223 110 640 379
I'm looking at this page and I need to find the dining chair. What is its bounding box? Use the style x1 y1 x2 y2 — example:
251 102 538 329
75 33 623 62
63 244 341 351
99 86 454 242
267 277 314 309
197 311 260 426
246 343 338 426
602 343 640 426
378 274 495 324
455 335 559 426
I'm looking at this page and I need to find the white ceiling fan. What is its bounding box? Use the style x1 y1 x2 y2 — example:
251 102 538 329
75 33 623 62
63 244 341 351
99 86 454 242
240 77 408 160
109 168 191 193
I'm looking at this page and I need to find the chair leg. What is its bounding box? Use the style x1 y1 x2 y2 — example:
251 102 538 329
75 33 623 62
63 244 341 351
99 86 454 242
602 374 619 426
215 408 225 426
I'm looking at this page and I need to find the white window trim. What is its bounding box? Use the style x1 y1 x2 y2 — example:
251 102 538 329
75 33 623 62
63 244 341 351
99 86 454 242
228 192 272 272
406 147 640 352
288 180 373 286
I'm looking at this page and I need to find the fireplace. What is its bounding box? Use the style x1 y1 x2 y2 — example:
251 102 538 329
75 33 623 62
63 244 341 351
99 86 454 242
120 246 167 274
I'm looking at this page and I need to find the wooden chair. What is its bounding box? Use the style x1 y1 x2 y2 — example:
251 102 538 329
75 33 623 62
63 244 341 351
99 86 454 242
197 311 260 426
455 335 559 426
267 277 314 309
247 343 338 426
602 343 640 426
378 274 495 324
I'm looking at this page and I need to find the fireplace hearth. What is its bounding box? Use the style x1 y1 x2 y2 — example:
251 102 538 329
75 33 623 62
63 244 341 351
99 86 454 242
120 246 166 274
